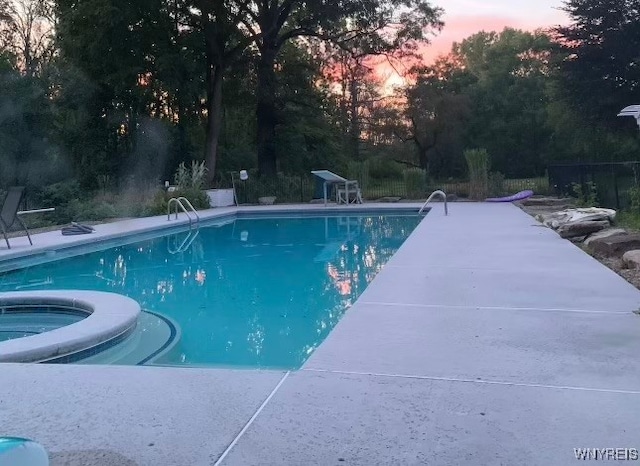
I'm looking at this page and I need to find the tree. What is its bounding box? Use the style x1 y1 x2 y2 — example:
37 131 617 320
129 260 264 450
0 0 54 76
193 0 262 183
555 0 640 126
245 0 443 176
400 56 472 176
454 28 553 177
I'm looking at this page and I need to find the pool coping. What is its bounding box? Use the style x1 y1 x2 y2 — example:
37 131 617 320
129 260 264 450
0 291 140 363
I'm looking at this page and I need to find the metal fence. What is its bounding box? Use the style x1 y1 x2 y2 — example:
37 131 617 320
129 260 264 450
548 162 640 209
226 173 550 204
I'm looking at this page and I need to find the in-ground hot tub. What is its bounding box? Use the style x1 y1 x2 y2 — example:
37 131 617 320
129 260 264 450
0 291 140 363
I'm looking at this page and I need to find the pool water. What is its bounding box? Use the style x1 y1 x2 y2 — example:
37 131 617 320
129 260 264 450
0 308 85 342
0 213 421 368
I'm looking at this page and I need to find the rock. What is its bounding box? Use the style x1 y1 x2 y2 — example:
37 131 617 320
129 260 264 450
623 250 640 269
258 196 276 205
537 208 616 230
569 235 588 243
557 220 610 239
583 228 628 246
378 196 402 203
589 233 640 257
520 197 573 207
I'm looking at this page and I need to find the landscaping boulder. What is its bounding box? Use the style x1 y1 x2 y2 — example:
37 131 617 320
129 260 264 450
520 197 573 207
589 234 640 257
557 220 610 239
258 196 276 205
536 207 616 229
583 228 628 246
623 250 640 269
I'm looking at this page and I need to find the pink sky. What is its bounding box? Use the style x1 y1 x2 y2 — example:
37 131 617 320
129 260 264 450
378 0 569 88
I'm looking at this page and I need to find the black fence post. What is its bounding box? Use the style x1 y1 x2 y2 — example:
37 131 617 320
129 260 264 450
613 165 620 209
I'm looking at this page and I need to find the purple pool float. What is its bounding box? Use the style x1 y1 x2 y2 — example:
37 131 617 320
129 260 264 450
485 190 534 202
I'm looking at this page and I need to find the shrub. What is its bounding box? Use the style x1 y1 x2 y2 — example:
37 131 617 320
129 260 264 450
175 160 207 190
629 186 640 212
571 181 598 207
72 200 118 221
403 168 426 199
366 157 403 180
149 188 211 216
464 148 490 200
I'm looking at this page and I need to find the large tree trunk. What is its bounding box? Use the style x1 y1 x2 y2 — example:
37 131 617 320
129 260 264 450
204 62 224 185
256 45 278 177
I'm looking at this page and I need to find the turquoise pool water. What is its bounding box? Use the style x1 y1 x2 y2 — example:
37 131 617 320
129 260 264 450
0 309 85 342
0 212 422 368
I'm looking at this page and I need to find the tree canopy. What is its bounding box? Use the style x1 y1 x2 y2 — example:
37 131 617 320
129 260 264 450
0 0 638 202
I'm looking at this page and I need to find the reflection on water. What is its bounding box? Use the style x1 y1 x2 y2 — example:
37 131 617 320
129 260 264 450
0 214 421 368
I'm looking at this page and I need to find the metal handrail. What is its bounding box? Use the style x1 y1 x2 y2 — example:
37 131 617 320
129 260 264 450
168 197 197 225
419 190 448 215
177 197 200 224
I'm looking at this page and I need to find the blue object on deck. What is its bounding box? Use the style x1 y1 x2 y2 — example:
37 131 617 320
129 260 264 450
0 437 49 466
485 190 534 203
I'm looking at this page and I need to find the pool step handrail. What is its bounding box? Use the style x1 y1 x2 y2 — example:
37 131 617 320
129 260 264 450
167 197 200 225
419 190 448 215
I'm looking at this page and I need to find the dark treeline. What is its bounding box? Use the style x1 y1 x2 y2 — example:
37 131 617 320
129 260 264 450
1 0 639 194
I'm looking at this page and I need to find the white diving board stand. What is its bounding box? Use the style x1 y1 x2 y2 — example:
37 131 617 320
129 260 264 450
311 170 348 206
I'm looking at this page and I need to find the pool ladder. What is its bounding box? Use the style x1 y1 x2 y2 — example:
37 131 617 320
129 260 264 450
168 228 200 254
419 190 448 215
167 197 200 254
168 197 200 226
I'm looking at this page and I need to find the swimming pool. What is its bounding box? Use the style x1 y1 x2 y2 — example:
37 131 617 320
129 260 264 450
0 211 422 368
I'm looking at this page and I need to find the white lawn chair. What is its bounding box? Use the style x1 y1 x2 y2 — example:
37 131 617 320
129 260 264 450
335 180 363 205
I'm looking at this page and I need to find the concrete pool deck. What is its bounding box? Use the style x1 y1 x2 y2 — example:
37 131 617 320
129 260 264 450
2 202 640 465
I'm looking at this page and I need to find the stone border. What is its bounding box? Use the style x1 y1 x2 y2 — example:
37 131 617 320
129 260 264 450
0 291 140 363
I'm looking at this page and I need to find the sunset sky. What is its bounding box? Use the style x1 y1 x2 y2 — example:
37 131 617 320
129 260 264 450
379 0 569 88
426 0 568 60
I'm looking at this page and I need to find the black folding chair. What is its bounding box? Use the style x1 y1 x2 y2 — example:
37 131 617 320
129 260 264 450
0 187 33 249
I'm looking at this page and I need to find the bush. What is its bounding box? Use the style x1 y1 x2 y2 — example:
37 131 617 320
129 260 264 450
175 160 207 190
149 188 211 216
571 181 598 207
71 199 118 221
366 157 403 180
464 148 490 200
404 168 426 199
28 180 83 224
629 186 640 212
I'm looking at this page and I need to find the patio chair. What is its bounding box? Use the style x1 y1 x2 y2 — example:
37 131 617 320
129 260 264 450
0 187 33 249
335 180 363 205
